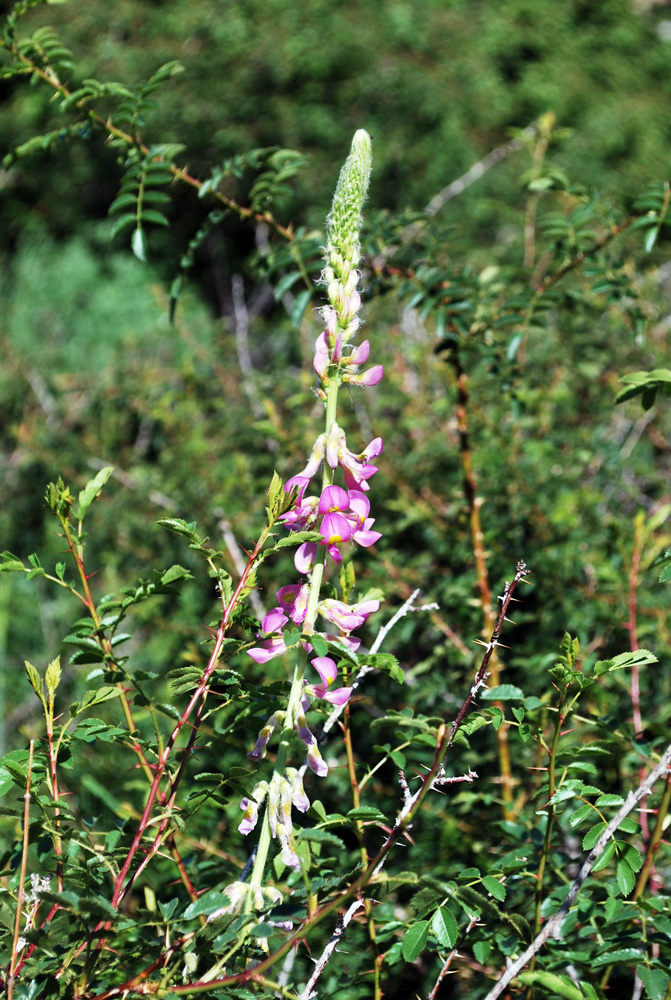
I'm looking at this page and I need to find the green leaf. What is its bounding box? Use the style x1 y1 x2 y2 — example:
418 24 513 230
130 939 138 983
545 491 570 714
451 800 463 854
140 208 169 227
361 653 404 684
591 947 644 968
616 857 636 897
132 226 146 261
594 794 624 807
45 656 61 699
481 684 524 700
160 564 193 586
569 804 595 829
431 906 457 948
346 806 386 822
77 466 114 520
582 822 607 851
24 661 46 708
402 920 429 962
311 634 328 657
644 225 659 253
481 876 506 901
110 212 137 239
158 518 198 539
184 891 234 920
289 288 312 328
81 685 122 710
0 551 26 572
594 649 657 677
638 967 670 1000
516 972 585 1000
591 840 615 873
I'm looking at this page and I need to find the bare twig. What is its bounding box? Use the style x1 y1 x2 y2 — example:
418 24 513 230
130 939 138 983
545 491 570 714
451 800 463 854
482 740 671 1000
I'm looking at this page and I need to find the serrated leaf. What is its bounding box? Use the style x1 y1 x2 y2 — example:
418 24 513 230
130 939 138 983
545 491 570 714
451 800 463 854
77 466 114 520
109 192 138 215
582 822 607 851
110 212 137 239
638 967 670 1000
139 208 169 227
431 906 457 948
45 657 61 698
24 660 44 700
481 876 506 901
0 552 26 572
591 947 644 968
81 685 122 710
346 806 386 822
591 840 616 873
402 920 429 962
569 804 595 829
616 858 636 897
184 891 233 920
595 794 624 807
594 649 658 677
157 518 198 539
160 564 193 586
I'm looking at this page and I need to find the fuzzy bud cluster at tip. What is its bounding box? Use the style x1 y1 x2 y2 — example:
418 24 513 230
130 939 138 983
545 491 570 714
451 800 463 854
326 129 372 272
313 130 382 397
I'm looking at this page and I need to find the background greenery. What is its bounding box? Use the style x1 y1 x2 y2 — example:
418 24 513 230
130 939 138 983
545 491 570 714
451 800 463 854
2 1 671 997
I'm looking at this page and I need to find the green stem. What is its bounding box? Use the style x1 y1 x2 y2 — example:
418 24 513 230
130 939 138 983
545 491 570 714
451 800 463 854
247 376 340 897
525 689 565 999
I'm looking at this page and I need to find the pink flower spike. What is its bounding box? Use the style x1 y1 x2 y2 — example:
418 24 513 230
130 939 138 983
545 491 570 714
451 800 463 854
320 511 353 545
295 541 317 575
318 484 350 515
284 474 310 496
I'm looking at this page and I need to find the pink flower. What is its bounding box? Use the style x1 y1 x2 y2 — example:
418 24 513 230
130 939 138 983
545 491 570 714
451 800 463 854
305 656 352 705
295 541 318 574
247 634 290 664
320 511 353 545
277 583 309 624
318 598 380 632
325 424 382 492
343 365 384 387
318 484 350 515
